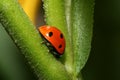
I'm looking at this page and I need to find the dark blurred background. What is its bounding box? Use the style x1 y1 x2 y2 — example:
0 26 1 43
82 0 120 80
0 0 120 80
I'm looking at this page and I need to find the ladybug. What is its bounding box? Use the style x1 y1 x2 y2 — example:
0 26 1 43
38 25 65 57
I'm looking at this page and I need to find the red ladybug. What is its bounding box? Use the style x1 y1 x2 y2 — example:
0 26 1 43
38 25 65 56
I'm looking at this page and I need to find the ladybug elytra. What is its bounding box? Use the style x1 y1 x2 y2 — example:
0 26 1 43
38 25 65 56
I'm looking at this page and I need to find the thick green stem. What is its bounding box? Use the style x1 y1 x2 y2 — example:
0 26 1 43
0 0 70 80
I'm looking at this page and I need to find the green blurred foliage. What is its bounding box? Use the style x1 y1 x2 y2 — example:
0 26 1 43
82 0 120 80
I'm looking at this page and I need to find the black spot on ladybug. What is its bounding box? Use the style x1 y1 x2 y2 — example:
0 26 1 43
48 32 53 37
60 33 63 39
58 44 62 48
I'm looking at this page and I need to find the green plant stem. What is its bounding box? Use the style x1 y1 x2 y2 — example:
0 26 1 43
43 0 73 75
0 0 70 80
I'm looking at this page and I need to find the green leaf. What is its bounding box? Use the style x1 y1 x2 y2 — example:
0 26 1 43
71 0 95 77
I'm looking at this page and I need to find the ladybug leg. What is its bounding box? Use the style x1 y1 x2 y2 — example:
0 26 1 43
41 41 46 44
44 41 54 52
47 45 54 52
41 38 48 44
47 49 50 53
52 52 60 58
46 42 51 46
